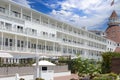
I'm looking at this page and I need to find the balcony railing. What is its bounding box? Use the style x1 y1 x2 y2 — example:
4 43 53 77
109 19 120 25
0 9 9 15
3 46 15 51
0 25 57 42
1 45 60 54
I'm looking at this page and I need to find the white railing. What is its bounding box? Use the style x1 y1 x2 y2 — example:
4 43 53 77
0 25 58 42
0 14 24 24
0 9 9 15
3 46 15 51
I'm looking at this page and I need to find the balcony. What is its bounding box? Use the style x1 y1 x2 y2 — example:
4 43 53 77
0 45 63 56
3 46 15 51
0 25 57 43
109 19 120 25
0 7 9 15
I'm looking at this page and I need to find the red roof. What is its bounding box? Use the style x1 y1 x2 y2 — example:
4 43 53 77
110 10 118 18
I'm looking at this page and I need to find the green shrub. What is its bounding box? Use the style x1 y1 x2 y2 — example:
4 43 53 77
108 72 117 79
101 52 120 73
92 73 117 80
36 78 44 80
19 78 25 80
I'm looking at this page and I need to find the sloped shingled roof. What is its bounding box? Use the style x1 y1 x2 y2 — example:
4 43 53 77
110 10 118 18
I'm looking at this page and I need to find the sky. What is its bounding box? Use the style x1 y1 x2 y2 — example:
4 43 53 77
12 0 120 31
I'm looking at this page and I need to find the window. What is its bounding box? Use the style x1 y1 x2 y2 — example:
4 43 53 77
43 32 48 36
38 45 41 49
17 26 23 32
0 21 4 27
21 41 24 47
28 42 31 48
118 44 119 46
68 40 71 42
42 45 45 50
23 14 31 21
63 38 65 41
34 44 36 49
43 32 46 35
9 39 13 46
31 44 34 48
46 46 49 50
5 23 12 30
12 11 20 18
5 38 8 46
32 29 37 35
52 34 55 37
17 40 20 47
0 7 5 13
42 67 47 71
5 23 11 27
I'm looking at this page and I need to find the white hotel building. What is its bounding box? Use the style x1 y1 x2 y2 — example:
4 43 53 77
0 0 117 63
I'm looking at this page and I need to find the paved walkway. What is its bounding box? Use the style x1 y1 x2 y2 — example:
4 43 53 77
54 74 79 80
0 75 33 80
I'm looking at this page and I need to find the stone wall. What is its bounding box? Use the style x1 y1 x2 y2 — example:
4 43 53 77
0 65 69 77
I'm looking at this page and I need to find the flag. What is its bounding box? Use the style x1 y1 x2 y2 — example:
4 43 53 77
111 0 114 6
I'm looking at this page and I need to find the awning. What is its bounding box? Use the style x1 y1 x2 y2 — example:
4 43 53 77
33 60 56 66
0 52 13 58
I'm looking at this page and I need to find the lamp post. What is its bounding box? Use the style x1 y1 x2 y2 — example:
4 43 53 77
36 53 39 78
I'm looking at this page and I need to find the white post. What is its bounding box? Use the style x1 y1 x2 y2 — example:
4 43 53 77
15 73 20 80
55 21 57 29
20 8 23 19
39 15 41 24
84 49 87 58
36 39 38 53
26 37 28 52
67 46 69 55
15 35 17 51
45 41 46 53
62 23 64 31
48 18 49 27
31 11 32 22
1 32 3 50
36 39 39 78
8 3 11 15
61 33 63 54
36 54 39 78
53 42 55 54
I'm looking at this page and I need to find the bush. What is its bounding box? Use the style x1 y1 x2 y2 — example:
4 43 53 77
19 78 25 80
92 73 117 80
101 52 120 73
36 78 44 80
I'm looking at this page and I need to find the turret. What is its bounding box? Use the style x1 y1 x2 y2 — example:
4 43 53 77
106 10 120 43
108 10 120 26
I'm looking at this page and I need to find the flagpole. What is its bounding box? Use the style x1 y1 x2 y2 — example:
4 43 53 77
114 0 115 10
111 0 115 10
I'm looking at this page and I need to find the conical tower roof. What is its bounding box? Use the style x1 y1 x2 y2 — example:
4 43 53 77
106 10 120 43
110 10 118 18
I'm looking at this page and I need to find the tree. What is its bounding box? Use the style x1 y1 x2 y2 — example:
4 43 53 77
70 57 101 75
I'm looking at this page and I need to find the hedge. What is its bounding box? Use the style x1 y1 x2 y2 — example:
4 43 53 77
101 52 120 73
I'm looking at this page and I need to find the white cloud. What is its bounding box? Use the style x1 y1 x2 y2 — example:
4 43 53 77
50 0 120 30
11 0 120 30
12 0 31 8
